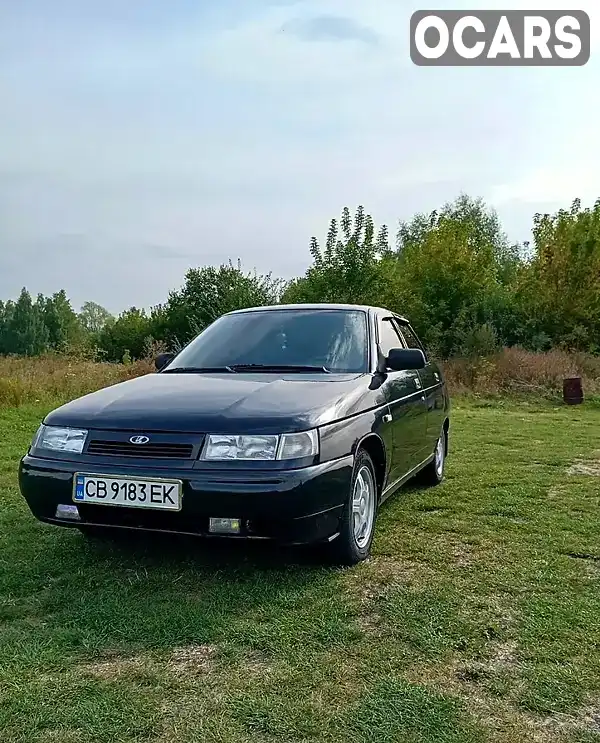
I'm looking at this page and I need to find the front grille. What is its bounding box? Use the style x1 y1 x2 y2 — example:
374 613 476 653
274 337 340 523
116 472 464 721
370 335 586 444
86 440 194 459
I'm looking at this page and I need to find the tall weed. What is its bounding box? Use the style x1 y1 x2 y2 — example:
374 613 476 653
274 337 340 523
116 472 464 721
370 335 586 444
444 346 600 397
0 354 153 408
2 347 599 409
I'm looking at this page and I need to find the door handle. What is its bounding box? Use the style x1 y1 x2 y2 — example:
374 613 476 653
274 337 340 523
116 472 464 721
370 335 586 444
382 413 392 423
414 377 422 390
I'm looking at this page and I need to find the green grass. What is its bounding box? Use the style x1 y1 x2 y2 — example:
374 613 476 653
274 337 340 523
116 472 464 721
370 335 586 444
1 398 600 742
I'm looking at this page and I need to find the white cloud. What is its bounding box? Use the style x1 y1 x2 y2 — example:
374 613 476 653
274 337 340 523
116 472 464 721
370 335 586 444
197 3 404 85
197 0 599 85
490 166 600 207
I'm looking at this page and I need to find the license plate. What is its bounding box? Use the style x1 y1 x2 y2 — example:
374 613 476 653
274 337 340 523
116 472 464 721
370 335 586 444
73 474 182 511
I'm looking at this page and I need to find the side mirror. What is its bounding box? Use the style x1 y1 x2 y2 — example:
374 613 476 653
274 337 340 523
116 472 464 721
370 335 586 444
155 352 174 372
386 347 426 371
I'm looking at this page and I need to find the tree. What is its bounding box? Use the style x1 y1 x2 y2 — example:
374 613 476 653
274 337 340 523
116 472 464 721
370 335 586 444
43 290 83 350
393 195 521 357
79 301 114 334
97 307 153 362
3 288 50 356
517 197 600 351
398 194 515 278
3 193 600 361
159 260 284 349
0 300 10 355
281 206 392 305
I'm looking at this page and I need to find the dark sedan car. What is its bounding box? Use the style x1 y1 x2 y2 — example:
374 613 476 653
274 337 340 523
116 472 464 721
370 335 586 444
19 304 450 565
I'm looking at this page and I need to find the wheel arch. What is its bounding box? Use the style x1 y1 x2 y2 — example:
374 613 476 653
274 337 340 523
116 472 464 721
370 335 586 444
354 433 386 498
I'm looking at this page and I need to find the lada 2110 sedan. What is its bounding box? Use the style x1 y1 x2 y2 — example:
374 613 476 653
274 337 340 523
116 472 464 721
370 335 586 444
19 304 450 565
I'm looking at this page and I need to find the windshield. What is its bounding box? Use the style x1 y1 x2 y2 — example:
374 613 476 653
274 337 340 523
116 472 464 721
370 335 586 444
167 309 368 374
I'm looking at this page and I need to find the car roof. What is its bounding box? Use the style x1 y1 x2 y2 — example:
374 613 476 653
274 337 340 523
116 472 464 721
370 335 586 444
225 303 410 323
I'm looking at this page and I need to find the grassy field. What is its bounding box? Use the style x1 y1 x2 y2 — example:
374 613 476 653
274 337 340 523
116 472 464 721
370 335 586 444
1 397 600 742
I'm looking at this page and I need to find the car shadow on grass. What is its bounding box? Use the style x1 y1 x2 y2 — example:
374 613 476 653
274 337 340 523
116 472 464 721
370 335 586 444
77 527 335 570
1 522 353 673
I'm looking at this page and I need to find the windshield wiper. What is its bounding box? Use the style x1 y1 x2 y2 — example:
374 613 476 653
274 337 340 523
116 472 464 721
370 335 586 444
228 364 331 373
162 366 236 374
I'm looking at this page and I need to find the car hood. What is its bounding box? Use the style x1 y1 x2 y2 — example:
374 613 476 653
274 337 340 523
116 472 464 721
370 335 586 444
44 372 376 433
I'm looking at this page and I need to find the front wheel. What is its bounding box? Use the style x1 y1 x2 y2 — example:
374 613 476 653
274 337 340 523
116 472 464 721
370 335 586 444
327 449 378 566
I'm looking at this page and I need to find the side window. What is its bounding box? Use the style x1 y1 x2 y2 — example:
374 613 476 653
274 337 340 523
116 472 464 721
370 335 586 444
378 318 404 358
398 323 428 361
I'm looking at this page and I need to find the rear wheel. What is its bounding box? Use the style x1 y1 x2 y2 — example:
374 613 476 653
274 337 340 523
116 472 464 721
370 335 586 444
327 449 378 566
418 430 446 486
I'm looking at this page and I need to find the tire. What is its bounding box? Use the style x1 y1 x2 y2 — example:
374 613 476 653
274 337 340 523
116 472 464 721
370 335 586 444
327 449 378 566
418 430 446 487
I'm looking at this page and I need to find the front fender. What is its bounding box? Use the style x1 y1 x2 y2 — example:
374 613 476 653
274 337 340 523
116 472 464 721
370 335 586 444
318 405 391 464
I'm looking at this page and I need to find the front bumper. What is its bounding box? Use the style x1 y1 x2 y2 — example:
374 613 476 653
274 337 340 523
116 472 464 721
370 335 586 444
18 454 353 545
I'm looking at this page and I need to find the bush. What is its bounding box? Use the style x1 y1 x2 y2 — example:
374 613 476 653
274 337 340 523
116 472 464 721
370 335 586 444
444 346 600 397
3 348 599 410
0 354 153 408
457 322 499 358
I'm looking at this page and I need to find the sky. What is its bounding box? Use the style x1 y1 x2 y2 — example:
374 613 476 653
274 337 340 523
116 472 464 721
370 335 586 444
1 0 598 314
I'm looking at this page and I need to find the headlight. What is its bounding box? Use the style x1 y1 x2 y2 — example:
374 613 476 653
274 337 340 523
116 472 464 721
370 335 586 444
203 434 278 461
33 424 88 454
202 430 319 461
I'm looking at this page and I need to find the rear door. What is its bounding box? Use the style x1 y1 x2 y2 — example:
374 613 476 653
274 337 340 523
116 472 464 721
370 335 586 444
397 320 445 455
377 316 428 485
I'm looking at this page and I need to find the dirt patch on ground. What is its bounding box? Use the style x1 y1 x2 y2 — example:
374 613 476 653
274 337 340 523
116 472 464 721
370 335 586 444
536 703 600 740
406 656 518 707
487 640 519 672
404 646 600 743
357 555 434 588
408 637 521 688
403 653 595 743
577 559 600 580
577 704 600 733
77 644 220 680
483 594 521 632
567 459 600 476
354 609 385 637
238 649 275 678
346 555 432 635
452 640 521 692
168 644 218 676
77 644 275 688
449 541 478 568
346 555 434 636
78 655 152 680
345 556 424 603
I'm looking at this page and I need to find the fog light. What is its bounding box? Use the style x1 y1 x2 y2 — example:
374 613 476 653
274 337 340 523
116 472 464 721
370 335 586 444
209 517 241 534
55 504 81 521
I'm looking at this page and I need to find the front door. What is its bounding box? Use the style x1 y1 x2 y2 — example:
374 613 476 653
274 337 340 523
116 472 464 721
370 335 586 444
377 317 428 486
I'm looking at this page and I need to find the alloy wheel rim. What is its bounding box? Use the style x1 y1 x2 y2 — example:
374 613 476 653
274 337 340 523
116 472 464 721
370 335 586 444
435 435 445 477
352 465 375 549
